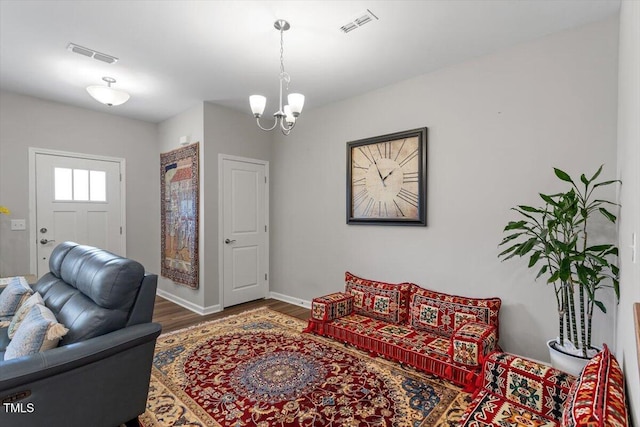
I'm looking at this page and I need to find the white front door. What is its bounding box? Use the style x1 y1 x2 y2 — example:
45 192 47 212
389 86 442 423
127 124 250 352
221 156 268 307
34 151 124 277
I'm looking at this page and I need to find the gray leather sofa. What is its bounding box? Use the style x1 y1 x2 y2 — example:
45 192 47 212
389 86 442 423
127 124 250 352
0 242 162 427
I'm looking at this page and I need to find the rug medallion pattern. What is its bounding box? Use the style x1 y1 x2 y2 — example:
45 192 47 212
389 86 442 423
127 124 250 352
141 309 470 427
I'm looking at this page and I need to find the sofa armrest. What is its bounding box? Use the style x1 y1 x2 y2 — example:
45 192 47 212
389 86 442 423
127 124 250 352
311 292 354 322
0 322 162 390
303 292 353 334
479 352 576 420
451 321 497 369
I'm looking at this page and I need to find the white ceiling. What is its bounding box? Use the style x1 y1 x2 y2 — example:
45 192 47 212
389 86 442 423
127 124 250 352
0 0 620 123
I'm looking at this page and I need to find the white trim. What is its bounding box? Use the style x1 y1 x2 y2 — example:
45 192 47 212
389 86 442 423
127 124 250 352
28 147 126 275
269 291 312 309
218 154 269 309
156 288 221 316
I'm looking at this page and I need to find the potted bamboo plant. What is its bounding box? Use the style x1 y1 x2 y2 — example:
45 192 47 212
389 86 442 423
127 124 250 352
499 166 619 375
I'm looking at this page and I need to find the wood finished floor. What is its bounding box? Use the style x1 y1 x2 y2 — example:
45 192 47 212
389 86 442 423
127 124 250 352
152 296 310 334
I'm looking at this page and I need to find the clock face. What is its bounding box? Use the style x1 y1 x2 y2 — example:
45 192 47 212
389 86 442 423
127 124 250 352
347 128 426 225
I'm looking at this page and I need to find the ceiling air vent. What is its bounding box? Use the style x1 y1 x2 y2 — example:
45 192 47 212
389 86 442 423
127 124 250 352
66 43 118 64
339 9 379 34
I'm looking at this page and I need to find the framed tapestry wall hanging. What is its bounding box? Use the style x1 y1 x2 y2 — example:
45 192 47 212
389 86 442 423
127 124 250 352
160 143 199 289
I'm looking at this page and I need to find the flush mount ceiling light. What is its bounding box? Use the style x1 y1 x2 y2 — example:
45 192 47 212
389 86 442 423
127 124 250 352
249 19 305 136
86 77 130 106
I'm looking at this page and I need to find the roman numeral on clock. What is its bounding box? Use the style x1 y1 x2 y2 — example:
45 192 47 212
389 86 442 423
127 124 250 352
403 171 419 183
397 188 419 208
399 148 418 168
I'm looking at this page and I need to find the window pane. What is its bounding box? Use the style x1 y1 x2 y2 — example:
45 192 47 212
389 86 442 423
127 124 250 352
90 170 106 201
73 169 89 201
54 168 72 200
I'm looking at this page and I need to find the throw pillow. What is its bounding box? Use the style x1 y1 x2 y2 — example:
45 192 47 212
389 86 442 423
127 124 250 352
7 292 45 339
409 288 501 338
344 272 414 324
4 304 69 360
562 344 629 427
0 276 33 318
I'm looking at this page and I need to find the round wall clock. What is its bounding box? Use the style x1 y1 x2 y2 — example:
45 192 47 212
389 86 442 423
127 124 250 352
346 127 427 225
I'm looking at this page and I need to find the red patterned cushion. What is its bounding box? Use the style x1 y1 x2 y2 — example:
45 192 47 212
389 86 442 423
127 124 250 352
344 272 413 325
409 288 501 338
562 344 629 427
451 321 497 368
481 352 575 420
310 292 353 321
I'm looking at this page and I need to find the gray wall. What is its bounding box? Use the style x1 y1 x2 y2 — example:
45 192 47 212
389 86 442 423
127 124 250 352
270 17 620 362
615 1 640 424
157 103 205 308
155 102 271 311
0 91 158 274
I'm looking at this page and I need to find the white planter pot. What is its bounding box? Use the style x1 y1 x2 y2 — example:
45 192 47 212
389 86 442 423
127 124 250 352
546 339 593 377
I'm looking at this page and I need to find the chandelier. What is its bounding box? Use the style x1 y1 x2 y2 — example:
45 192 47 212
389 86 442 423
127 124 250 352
249 20 305 136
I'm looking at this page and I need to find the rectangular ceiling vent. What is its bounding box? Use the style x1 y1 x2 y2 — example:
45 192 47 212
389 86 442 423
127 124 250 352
66 43 118 64
339 9 379 34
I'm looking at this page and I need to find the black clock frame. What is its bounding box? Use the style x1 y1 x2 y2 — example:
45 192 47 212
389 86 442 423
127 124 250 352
346 127 427 226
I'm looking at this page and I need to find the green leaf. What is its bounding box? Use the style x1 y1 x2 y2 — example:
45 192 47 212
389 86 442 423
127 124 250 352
554 168 573 183
580 174 589 186
504 220 527 231
518 205 544 214
528 251 542 267
586 244 613 253
499 244 520 257
500 232 525 245
594 300 607 314
540 193 559 206
594 179 620 188
536 264 548 280
517 238 537 256
599 207 617 222
590 165 603 182
548 270 560 283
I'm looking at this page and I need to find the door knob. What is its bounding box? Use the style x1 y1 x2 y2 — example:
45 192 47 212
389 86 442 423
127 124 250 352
40 239 55 245
224 239 236 244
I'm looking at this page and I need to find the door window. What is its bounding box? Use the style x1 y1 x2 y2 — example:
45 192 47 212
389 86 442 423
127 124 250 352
54 167 107 202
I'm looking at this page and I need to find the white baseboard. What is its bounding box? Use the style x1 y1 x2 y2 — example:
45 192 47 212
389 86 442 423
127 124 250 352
156 288 221 316
269 291 312 309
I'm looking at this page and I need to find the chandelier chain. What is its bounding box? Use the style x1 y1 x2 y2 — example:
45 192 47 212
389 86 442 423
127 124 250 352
280 26 290 88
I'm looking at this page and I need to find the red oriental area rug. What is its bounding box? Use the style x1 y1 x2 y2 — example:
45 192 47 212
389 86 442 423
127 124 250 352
141 308 470 427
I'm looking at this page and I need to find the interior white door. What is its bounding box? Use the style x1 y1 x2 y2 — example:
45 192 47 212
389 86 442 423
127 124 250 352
222 157 268 307
35 153 123 276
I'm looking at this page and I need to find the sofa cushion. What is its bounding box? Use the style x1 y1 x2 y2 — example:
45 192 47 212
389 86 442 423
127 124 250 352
562 344 628 427
480 352 575 420
4 304 68 360
344 272 413 324
7 292 44 339
0 276 33 318
409 288 501 337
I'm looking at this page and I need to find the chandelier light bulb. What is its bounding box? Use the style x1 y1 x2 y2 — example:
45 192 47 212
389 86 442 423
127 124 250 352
249 95 267 117
287 93 305 117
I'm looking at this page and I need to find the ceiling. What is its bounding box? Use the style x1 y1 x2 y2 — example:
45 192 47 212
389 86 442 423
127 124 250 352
0 0 620 123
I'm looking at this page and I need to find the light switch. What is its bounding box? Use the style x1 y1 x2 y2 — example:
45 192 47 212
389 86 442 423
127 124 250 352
10 219 26 231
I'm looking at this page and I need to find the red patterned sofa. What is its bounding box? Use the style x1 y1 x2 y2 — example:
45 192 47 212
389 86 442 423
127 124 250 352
304 272 502 390
459 345 629 426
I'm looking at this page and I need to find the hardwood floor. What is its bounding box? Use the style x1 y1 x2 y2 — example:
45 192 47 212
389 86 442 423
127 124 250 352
152 296 310 334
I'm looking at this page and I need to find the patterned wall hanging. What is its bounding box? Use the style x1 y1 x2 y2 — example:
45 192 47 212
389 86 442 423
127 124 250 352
160 143 199 288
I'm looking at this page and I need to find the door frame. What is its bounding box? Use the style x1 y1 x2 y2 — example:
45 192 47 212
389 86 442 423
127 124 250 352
218 154 269 308
28 147 127 274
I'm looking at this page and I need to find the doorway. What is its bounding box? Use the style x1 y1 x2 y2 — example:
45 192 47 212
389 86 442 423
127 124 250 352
29 148 125 277
219 154 269 308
